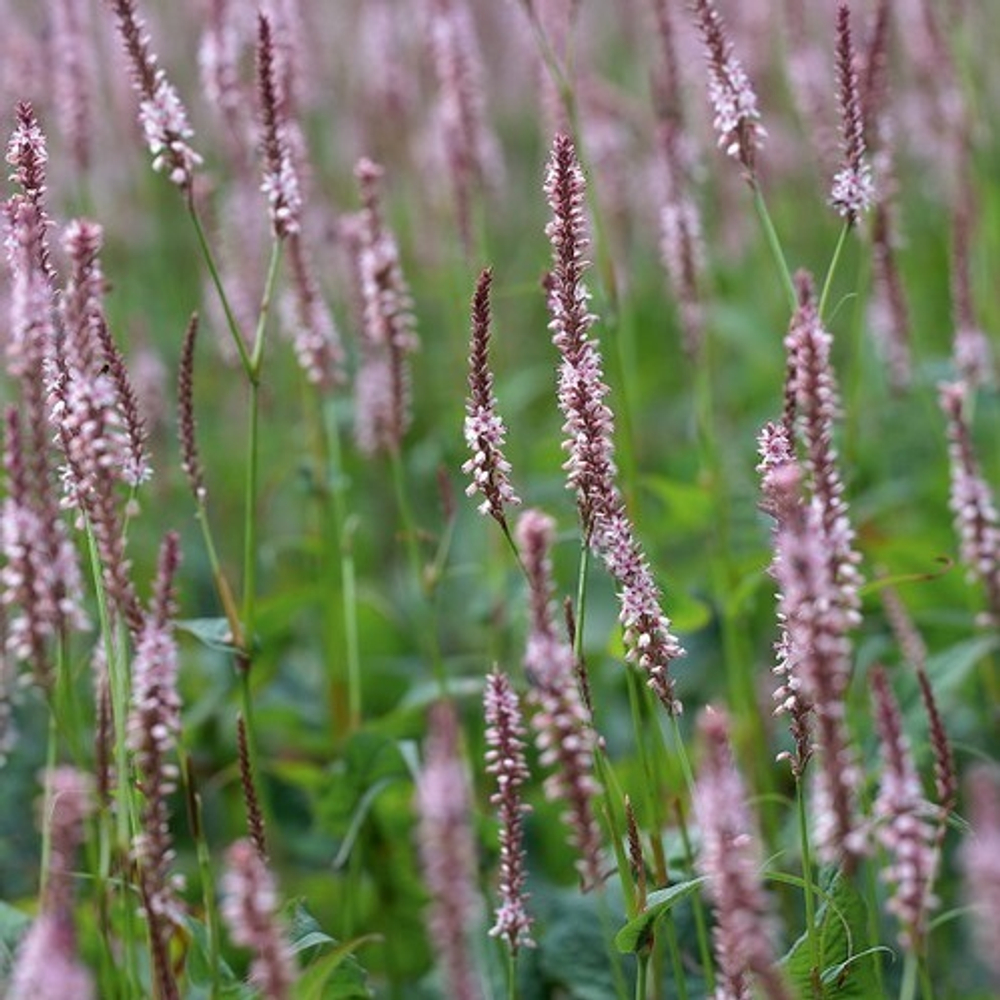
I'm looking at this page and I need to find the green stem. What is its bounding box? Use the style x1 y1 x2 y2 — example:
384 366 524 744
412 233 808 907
184 754 222 1000
327 413 362 729
187 197 252 378
505 948 518 1000
389 447 446 693
797 775 822 999
635 953 648 1000
669 716 715 994
241 240 283 657
899 949 919 1000
751 182 797 310
818 223 851 321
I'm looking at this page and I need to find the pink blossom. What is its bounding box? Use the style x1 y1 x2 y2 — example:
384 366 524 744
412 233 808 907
870 667 939 951
462 268 520 526
415 702 482 1000
694 709 792 1000
221 839 296 1000
484 670 534 953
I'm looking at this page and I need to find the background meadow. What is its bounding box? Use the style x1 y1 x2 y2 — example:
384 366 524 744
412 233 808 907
1 0 1000 997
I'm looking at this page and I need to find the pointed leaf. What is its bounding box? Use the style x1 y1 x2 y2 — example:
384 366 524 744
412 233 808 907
614 877 707 954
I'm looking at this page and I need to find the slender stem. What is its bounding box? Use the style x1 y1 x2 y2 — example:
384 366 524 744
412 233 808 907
796 775 822 999
635 953 648 1000
751 182 797 310
195 502 244 650
187 197 252 378
899 949 918 1000
819 223 851 321
184 754 221 1000
241 240 283 655
389 447 446 692
596 890 631 1000
669 716 715 993
327 409 362 730
505 948 518 1000
573 543 590 662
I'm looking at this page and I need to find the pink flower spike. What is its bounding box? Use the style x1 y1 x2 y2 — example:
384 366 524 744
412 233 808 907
257 11 302 239
690 0 765 177
106 0 202 190
221 839 296 1000
830 5 875 223
415 702 482 1000
516 509 604 889
693 708 793 1000
961 767 1000 982
870 667 939 952
939 380 1000 622
462 268 520 527
484 669 534 954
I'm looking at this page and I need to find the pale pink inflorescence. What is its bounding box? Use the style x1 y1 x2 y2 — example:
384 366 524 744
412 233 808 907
693 709 792 1000
870 667 939 952
784 275 862 623
756 422 812 777
9 767 95 1000
544 133 684 713
51 0 95 173
690 0 765 176
516 508 603 889
462 267 520 527
282 235 345 388
425 0 501 249
961 767 1000 981
939 380 1000 622
2 193 88 684
483 669 534 953
415 702 482 1000
128 533 186 955
830 4 875 223
762 303 866 866
221 839 296 1000
257 11 302 239
351 158 419 455
106 0 202 189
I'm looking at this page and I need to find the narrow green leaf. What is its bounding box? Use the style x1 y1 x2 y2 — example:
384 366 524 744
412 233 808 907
176 617 240 654
782 869 880 998
614 877 707 954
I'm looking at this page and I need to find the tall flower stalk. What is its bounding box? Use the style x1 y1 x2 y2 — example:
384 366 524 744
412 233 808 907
415 702 481 1000
544 132 684 714
462 267 520 535
516 508 603 889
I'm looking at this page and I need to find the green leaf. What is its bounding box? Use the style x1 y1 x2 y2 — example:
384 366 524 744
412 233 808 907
0 901 31 978
294 935 378 1000
614 878 708 954
284 900 337 956
782 869 880 998
180 913 246 998
176 617 240 654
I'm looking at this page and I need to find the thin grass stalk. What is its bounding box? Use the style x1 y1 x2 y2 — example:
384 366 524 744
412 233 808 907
85 527 141 994
242 238 283 653
183 753 221 1000
796 775 821 999
186 198 252 378
751 183 797 310
819 223 852 321
695 324 772 810
389 447 446 692
322 400 362 731
635 953 648 1000
668 716 715 993
900 949 918 1000
595 892 630 1000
